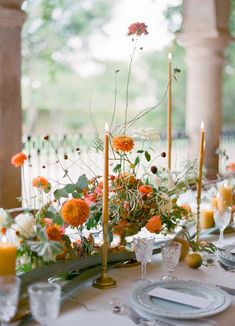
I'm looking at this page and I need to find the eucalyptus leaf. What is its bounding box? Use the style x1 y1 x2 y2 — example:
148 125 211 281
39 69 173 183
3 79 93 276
76 174 88 190
113 164 121 173
65 184 77 193
54 188 69 200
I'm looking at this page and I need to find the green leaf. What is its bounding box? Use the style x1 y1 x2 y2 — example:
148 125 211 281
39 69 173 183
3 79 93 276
113 164 121 173
137 150 144 153
72 192 82 198
44 182 52 193
145 151 151 162
27 240 64 262
134 156 140 166
76 174 88 190
54 188 69 200
65 184 77 193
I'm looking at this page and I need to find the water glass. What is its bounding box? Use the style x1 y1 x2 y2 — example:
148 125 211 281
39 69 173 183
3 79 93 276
28 282 61 326
133 235 155 283
214 207 231 248
161 241 181 280
0 275 21 326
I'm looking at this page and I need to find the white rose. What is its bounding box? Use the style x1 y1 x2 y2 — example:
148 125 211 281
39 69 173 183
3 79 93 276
0 208 8 226
13 213 35 238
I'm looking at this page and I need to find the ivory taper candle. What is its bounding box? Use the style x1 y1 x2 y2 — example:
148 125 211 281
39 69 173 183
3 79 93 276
167 52 172 171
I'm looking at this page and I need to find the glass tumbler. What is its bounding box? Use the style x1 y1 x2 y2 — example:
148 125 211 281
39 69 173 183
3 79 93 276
28 282 61 326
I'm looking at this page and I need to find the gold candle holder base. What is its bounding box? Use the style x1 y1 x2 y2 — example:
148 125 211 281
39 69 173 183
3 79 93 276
93 273 116 289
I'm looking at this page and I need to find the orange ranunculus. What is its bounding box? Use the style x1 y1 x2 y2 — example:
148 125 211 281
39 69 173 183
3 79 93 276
227 162 235 172
112 135 134 153
145 215 162 233
11 152 27 167
32 176 49 189
46 224 62 241
127 22 148 36
138 185 153 195
61 198 89 227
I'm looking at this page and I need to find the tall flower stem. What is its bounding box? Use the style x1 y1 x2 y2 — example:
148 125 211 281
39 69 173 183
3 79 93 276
124 38 138 134
110 70 119 133
21 165 29 208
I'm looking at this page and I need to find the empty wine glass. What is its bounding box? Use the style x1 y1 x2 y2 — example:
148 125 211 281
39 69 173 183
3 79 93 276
0 275 21 326
214 207 231 248
161 241 181 280
133 235 155 283
28 282 61 326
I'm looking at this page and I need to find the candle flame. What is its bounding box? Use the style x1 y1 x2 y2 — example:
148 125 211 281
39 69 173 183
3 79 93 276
168 52 172 60
105 122 109 133
201 121 204 130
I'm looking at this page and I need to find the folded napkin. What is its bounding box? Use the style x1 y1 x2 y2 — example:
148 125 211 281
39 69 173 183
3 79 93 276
148 287 211 309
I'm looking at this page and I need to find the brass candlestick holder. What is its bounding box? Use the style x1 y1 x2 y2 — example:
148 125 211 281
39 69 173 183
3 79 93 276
93 221 116 289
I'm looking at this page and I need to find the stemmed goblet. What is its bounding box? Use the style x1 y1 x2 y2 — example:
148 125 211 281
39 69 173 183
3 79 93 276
0 275 21 326
161 241 181 281
133 235 155 283
28 282 61 326
214 207 231 248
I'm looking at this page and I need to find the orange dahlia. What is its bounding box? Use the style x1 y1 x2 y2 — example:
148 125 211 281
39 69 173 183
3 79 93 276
145 215 162 233
46 224 62 241
112 135 134 152
11 152 27 167
32 176 49 189
61 198 89 227
138 185 153 195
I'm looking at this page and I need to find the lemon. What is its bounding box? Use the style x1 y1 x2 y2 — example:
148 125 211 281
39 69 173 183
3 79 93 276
185 252 203 269
174 237 190 261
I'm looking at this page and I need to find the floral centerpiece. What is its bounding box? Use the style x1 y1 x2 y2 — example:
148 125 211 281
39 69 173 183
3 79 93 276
1 23 197 273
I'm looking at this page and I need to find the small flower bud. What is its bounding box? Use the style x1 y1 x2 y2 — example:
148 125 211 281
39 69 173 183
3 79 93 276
44 135 49 141
64 154 68 160
161 152 166 158
150 166 158 174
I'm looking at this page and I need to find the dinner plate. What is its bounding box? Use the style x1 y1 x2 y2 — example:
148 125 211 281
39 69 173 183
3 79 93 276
131 280 231 319
217 245 235 265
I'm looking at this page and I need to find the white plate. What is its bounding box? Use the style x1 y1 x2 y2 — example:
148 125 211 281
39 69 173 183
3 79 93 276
131 280 231 319
217 245 235 265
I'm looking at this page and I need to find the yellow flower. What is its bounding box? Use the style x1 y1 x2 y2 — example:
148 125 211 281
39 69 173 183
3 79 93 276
61 198 89 227
112 135 134 152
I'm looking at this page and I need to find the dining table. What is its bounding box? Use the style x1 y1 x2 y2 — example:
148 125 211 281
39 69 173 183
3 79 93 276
15 231 235 326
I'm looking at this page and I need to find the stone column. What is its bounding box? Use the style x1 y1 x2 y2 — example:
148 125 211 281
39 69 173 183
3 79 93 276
179 0 232 179
0 1 26 208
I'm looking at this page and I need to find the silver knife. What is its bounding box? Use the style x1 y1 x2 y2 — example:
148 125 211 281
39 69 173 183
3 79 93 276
216 284 235 296
128 307 176 326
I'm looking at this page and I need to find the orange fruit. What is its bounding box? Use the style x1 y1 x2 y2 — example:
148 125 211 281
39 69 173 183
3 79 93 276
185 253 202 269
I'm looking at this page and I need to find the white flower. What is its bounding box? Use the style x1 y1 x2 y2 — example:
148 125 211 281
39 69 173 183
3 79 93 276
0 208 8 226
5 228 21 247
13 213 35 238
159 192 172 214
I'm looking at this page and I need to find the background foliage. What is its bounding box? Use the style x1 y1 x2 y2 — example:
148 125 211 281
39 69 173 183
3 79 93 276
21 0 235 135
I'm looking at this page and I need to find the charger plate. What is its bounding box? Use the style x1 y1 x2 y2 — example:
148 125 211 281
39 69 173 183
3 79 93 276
217 245 235 265
131 280 231 320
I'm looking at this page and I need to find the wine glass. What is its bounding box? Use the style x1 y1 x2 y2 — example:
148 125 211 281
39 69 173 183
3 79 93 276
0 275 21 326
28 282 61 326
161 241 181 281
133 235 155 283
214 207 231 248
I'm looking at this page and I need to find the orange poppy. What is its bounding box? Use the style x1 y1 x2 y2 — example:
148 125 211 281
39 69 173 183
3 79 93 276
11 152 27 167
32 176 49 189
61 198 90 227
145 215 162 233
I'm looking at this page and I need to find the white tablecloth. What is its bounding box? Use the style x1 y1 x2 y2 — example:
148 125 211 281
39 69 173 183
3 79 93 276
17 233 235 326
